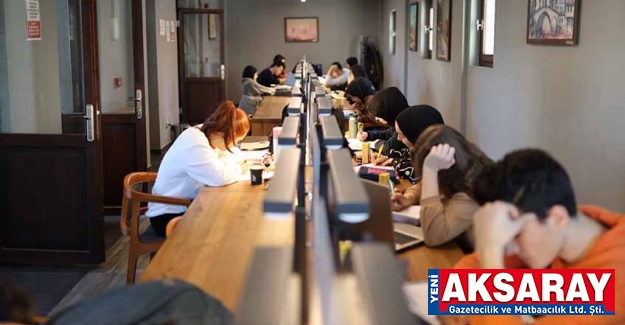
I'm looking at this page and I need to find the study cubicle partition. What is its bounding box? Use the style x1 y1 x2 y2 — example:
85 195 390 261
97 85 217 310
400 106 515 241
236 59 419 325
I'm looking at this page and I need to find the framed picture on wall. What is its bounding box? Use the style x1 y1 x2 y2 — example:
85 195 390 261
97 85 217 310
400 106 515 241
409 2 419 51
436 0 451 61
209 14 217 39
285 17 319 43
527 0 581 45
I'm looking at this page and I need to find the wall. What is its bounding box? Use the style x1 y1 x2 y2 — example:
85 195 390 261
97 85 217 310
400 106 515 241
225 0 380 101
0 0 63 134
382 0 625 211
380 0 464 129
466 0 625 211
146 0 179 150
97 0 134 114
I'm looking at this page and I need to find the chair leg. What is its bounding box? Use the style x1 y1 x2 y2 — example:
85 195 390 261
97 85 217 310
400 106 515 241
126 248 139 285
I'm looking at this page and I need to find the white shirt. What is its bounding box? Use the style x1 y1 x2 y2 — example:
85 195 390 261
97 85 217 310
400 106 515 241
146 126 244 217
325 68 350 86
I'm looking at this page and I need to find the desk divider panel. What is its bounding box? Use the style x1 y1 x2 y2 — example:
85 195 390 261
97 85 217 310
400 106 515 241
237 58 414 324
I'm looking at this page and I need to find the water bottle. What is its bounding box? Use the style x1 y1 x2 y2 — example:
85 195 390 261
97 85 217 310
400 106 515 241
349 115 357 139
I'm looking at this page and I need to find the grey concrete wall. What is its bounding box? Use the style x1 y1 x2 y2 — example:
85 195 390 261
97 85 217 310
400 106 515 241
382 0 625 211
381 0 463 129
466 0 625 211
224 0 380 101
150 0 179 149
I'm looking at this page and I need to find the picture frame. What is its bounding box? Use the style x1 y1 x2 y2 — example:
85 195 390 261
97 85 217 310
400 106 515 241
284 17 319 43
209 14 217 40
526 0 581 45
436 0 451 61
409 2 419 51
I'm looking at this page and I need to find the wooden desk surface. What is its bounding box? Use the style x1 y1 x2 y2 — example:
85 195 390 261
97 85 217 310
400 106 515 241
140 182 294 311
141 161 464 312
252 96 290 122
249 96 290 135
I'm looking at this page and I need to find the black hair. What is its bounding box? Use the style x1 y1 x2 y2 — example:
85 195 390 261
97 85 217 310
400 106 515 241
273 54 285 64
242 65 257 79
471 149 578 220
350 64 367 79
331 62 343 70
346 57 358 67
271 61 286 69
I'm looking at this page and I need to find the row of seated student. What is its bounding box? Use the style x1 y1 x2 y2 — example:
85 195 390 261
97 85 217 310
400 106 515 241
151 80 625 323
5 81 622 324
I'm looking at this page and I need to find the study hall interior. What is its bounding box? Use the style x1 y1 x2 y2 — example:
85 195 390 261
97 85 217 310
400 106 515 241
0 0 624 324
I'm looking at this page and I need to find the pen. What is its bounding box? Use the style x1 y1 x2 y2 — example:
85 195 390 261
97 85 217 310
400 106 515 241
376 144 384 163
390 181 400 208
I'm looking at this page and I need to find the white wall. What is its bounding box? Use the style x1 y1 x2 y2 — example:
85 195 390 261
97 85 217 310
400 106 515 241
380 0 463 129
1 0 62 134
146 0 179 150
466 0 625 211
225 0 380 101
382 0 625 211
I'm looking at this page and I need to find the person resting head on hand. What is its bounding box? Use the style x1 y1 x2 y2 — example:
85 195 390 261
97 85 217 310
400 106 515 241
391 125 492 252
446 149 625 325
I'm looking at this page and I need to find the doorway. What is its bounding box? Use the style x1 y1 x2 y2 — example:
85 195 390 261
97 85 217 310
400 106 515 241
0 0 104 265
178 9 225 125
97 0 149 213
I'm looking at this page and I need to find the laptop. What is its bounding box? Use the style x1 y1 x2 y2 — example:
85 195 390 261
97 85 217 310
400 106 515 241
285 73 297 87
357 179 424 251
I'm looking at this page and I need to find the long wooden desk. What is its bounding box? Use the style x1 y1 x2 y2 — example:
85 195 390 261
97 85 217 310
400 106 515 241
141 161 464 312
250 96 290 136
140 181 294 311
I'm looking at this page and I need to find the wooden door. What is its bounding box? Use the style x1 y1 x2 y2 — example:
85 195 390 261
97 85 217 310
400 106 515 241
178 9 225 125
0 0 104 265
100 0 148 211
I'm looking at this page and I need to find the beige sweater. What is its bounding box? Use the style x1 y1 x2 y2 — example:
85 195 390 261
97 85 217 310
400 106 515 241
404 183 478 250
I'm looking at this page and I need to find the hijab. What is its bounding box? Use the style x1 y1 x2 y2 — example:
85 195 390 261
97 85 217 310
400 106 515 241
396 105 445 144
366 87 409 127
345 77 375 103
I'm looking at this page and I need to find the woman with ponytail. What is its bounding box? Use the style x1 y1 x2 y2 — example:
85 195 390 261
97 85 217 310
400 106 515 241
146 101 250 236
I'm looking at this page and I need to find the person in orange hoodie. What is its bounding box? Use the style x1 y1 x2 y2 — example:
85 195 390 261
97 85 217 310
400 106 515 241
440 149 625 325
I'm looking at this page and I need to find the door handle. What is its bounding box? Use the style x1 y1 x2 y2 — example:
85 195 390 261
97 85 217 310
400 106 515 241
127 89 143 119
220 64 225 80
84 104 95 142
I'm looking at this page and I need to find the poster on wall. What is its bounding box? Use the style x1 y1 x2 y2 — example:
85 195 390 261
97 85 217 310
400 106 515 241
284 17 319 43
409 2 418 51
159 19 166 36
170 21 176 42
165 21 171 42
436 0 451 61
25 0 41 41
527 0 581 45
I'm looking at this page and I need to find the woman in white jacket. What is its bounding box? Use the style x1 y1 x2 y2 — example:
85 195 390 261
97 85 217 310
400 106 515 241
239 65 275 115
146 101 250 236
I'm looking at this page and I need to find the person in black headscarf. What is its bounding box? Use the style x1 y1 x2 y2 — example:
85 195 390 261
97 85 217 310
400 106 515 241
347 64 367 85
357 87 409 154
374 105 445 184
344 77 377 123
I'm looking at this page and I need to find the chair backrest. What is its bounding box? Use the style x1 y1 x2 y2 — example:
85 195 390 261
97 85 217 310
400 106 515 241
120 172 156 236
120 172 192 238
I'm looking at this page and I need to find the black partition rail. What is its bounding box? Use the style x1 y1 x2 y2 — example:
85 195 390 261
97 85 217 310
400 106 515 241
236 58 415 325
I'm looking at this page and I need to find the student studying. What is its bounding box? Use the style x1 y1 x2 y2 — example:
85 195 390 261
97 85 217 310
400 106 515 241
357 87 409 155
444 149 625 325
239 65 276 115
146 101 250 236
391 125 492 252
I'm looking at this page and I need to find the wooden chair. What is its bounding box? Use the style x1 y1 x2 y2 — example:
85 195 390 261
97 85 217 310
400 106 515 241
120 172 192 285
